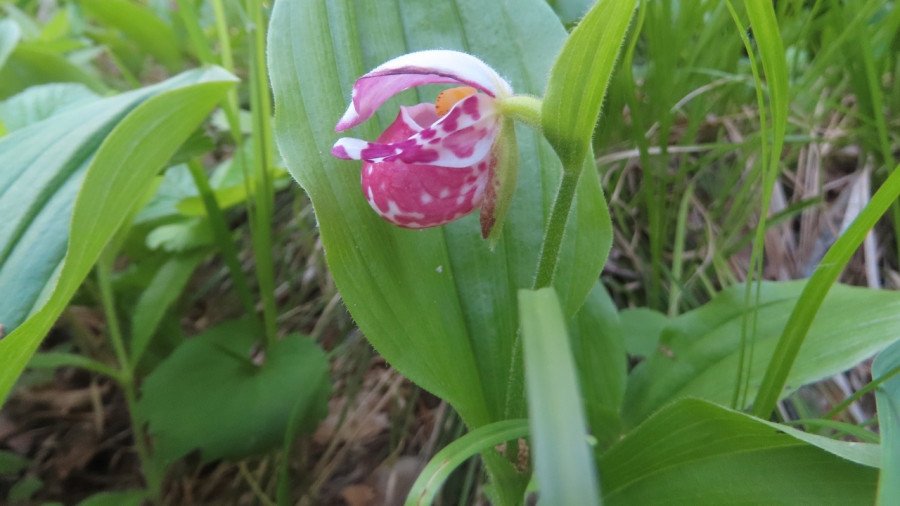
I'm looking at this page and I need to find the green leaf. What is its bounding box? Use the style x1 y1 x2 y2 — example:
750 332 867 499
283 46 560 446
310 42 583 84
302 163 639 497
618 307 667 358
548 0 594 26
130 252 205 365
753 165 900 417
81 0 183 71
623 281 900 426
541 0 637 171
405 419 529 506
7 475 42 502
874 340 900 504
0 450 28 475
601 399 878 505
77 490 146 506
139 319 330 463
569 282 626 447
0 18 21 71
268 0 611 428
0 67 237 405
145 219 213 252
0 42 106 99
0 83 98 132
520 287 600 506
29 351 120 380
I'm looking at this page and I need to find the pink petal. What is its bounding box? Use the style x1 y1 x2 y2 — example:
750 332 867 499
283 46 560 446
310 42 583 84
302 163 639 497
333 94 500 169
358 105 493 228
336 50 512 131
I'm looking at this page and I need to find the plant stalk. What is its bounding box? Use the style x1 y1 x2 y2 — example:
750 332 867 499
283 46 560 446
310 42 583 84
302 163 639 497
96 259 162 501
533 168 581 288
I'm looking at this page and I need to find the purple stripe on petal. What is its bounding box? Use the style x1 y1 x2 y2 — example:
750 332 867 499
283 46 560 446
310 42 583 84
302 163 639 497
352 94 500 169
335 50 512 131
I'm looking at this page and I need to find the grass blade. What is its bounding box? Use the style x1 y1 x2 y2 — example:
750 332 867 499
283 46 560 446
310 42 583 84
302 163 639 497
753 165 900 418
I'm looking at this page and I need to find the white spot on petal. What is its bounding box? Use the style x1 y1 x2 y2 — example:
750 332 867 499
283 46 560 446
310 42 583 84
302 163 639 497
439 188 451 198
420 193 433 204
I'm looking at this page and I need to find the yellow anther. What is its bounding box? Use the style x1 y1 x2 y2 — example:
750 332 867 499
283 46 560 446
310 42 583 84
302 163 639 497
435 86 477 116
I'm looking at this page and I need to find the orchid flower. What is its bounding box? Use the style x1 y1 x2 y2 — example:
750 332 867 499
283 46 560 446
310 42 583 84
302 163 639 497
332 50 519 237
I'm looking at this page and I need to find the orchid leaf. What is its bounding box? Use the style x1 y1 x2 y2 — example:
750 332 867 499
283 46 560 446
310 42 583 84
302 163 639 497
0 83 97 132
268 0 611 428
601 398 877 505
623 281 900 426
542 0 637 171
0 67 236 404
569 282 626 448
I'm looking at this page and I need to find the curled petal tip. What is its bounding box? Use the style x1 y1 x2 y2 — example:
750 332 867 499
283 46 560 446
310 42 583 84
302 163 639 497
331 144 350 159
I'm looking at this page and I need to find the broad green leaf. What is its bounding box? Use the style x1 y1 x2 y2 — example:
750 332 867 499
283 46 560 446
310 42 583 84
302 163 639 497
753 165 900 417
624 281 900 426
0 71 213 334
81 0 183 71
268 0 611 428
0 83 97 132
0 42 106 99
601 398 877 505
520 287 600 506
569 282 626 447
874 340 900 504
405 419 529 506
542 0 637 171
139 319 330 463
618 307 667 357
0 67 236 405
0 18 20 71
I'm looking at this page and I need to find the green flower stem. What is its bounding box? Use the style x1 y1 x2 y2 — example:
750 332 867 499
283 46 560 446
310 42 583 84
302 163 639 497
498 95 542 130
245 0 279 349
96 258 162 501
496 94 582 289
533 167 581 288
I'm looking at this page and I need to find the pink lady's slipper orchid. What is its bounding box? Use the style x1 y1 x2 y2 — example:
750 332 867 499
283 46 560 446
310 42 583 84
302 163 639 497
332 50 517 237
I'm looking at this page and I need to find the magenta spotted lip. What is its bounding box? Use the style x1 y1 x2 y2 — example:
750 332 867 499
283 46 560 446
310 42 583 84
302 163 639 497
331 50 513 230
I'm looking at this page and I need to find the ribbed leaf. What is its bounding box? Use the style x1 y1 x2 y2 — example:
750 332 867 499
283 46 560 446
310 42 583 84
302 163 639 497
0 67 236 404
569 282 626 447
268 0 611 427
624 281 900 426
602 398 878 505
